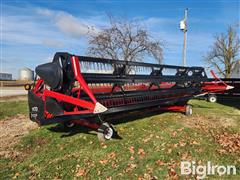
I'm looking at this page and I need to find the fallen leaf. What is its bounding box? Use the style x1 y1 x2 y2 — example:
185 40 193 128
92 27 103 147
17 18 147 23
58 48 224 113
13 172 21 179
181 152 190 160
143 137 151 143
99 159 108 165
125 163 137 172
129 146 135 154
101 143 107 149
167 148 172 154
171 131 177 137
108 152 116 159
137 148 146 156
191 140 200 145
75 168 86 177
112 162 118 168
179 140 186 147
172 144 178 148
130 156 135 160
156 160 165 166
168 168 179 180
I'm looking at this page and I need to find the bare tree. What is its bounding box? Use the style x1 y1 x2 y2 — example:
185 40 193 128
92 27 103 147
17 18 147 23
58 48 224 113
205 25 240 78
87 16 163 64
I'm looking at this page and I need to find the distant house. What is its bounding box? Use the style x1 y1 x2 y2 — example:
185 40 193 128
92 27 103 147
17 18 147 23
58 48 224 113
0 73 12 80
230 60 240 78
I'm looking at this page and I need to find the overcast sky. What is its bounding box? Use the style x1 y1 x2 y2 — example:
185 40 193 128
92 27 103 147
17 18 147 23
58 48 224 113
1 0 239 78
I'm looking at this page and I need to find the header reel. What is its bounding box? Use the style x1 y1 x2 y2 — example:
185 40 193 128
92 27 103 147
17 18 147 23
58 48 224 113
27 52 212 141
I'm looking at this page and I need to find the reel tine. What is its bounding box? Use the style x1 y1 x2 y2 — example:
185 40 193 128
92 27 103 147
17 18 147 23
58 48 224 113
103 63 107 70
91 62 95 70
84 62 87 69
97 63 100 70
100 63 104 71
95 62 98 70
87 62 90 69
137 66 140 73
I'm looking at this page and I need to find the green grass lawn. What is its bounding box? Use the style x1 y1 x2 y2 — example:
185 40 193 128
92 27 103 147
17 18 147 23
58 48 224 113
0 99 239 179
0 101 28 120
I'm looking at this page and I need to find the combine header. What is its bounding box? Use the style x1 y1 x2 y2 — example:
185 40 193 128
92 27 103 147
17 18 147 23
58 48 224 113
25 52 232 140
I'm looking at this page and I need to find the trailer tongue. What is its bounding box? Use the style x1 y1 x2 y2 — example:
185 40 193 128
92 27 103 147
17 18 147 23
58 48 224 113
25 52 231 141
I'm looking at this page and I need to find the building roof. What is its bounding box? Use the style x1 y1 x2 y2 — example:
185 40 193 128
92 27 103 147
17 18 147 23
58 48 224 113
0 72 12 75
20 67 33 71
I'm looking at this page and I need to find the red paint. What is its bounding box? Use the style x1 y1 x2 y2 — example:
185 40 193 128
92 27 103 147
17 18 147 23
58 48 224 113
159 105 186 112
71 56 97 103
43 89 95 111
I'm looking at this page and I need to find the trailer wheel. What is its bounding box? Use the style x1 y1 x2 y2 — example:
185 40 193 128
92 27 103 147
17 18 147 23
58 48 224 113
207 94 217 103
185 105 193 116
97 122 114 141
63 122 76 128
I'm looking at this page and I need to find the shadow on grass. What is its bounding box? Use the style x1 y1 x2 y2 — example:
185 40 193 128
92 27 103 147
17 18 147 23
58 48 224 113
47 107 169 139
217 96 240 109
48 124 96 138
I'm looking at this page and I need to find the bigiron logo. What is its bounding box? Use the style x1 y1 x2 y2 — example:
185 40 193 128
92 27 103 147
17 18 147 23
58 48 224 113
181 161 237 179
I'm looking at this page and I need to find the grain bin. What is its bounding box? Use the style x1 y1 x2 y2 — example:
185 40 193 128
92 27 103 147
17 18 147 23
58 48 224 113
19 68 34 80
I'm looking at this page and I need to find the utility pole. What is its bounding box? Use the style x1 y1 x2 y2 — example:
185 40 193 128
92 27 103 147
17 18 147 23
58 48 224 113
180 8 188 66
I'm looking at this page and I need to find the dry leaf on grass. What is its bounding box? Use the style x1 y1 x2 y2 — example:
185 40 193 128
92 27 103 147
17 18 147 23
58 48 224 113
100 142 107 149
13 172 21 179
156 160 165 166
215 132 240 154
167 148 172 154
125 163 137 172
99 159 108 165
112 162 119 168
130 156 135 160
129 146 135 154
168 168 179 180
179 140 186 147
75 167 86 177
137 148 146 156
191 140 200 145
171 131 177 137
108 152 116 159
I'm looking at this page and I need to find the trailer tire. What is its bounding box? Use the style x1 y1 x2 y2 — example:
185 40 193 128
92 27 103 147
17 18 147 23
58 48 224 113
185 105 193 116
207 94 217 103
97 122 114 141
63 122 76 128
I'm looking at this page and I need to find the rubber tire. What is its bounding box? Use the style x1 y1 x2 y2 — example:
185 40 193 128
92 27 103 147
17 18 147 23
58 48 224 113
97 122 114 141
63 122 76 128
207 94 217 103
185 105 193 116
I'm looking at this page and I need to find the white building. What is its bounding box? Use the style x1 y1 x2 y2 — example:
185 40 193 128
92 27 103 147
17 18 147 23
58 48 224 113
19 68 34 80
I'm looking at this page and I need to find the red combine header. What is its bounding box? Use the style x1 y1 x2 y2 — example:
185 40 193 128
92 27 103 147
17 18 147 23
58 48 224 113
25 52 233 140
